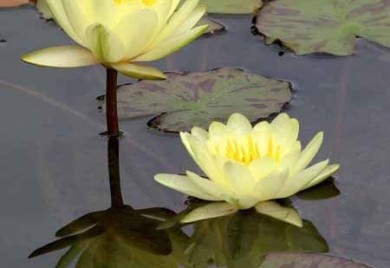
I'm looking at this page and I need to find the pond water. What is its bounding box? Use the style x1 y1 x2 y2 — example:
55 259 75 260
1 6 390 268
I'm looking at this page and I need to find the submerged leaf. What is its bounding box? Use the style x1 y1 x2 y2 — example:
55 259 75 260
107 68 292 132
256 0 390 55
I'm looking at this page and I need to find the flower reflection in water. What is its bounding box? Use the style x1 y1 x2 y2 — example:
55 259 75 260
29 136 340 267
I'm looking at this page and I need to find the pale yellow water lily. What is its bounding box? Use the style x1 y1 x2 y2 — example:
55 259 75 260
155 113 340 227
22 0 207 79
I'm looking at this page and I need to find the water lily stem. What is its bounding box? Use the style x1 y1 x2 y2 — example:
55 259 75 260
108 136 124 208
105 68 120 137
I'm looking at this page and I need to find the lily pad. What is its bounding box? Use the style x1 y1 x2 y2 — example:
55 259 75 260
107 68 292 133
201 0 262 14
255 0 390 55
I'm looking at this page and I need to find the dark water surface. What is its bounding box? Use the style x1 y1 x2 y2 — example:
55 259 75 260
1 6 390 268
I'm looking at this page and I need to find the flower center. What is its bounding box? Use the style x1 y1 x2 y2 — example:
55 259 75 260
218 136 282 165
114 0 158 6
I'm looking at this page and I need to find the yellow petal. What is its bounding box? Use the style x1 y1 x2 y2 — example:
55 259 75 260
174 6 207 36
21 46 99 67
154 174 221 201
60 0 89 43
278 160 329 198
252 168 289 201
85 0 138 26
279 142 301 170
223 162 259 208
85 24 126 63
190 127 209 142
255 201 303 227
226 113 253 135
186 171 225 200
113 9 159 60
248 156 276 180
180 202 238 223
181 134 227 187
45 0 83 45
167 0 181 17
271 113 299 148
134 25 207 61
293 132 324 174
252 121 273 157
302 164 340 190
208 121 230 140
180 132 196 159
144 0 201 49
111 63 166 80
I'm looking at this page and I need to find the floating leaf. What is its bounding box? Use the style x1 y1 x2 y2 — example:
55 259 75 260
200 0 262 14
255 0 390 55
109 68 292 133
260 254 371 267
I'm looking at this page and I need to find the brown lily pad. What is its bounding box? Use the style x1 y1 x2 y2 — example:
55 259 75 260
100 67 292 133
256 0 390 56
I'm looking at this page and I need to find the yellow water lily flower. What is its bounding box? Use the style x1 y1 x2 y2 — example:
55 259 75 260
22 0 207 79
155 113 340 227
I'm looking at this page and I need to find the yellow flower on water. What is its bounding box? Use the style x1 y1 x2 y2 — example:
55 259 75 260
155 113 340 227
22 0 207 79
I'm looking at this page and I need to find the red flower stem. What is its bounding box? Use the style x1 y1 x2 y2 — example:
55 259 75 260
105 68 120 137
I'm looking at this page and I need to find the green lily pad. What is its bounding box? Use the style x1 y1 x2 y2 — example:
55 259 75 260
201 0 262 14
255 0 390 55
109 68 292 133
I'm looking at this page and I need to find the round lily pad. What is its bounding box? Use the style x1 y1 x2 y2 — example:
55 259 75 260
255 0 390 56
201 0 262 14
107 68 292 133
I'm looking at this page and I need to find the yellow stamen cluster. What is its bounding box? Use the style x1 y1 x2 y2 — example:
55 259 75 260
212 136 283 165
224 137 259 165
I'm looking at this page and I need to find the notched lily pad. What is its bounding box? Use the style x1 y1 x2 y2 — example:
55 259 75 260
107 67 292 133
255 0 390 55
201 0 262 14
